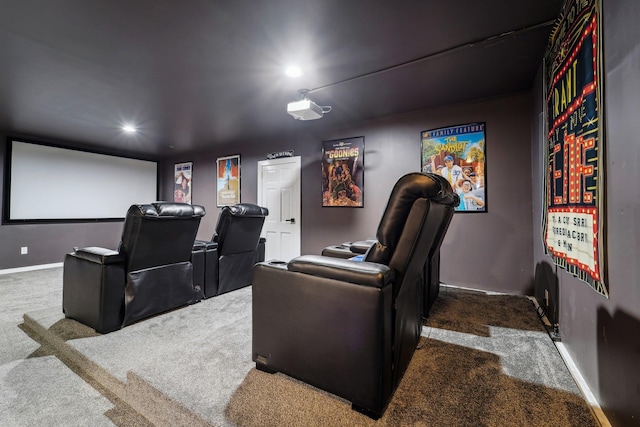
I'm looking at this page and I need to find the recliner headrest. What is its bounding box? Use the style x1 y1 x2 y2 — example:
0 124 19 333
224 203 269 218
213 203 269 254
365 173 459 264
127 202 206 219
119 202 205 272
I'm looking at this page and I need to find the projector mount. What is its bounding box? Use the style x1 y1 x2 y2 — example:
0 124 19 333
287 89 332 121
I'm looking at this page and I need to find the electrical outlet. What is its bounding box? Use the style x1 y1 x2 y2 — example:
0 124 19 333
544 289 549 307
21 246 28 255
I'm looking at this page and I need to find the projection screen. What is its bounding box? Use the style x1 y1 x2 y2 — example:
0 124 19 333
4 140 158 222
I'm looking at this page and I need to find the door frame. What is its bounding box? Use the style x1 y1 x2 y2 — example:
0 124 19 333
257 156 302 261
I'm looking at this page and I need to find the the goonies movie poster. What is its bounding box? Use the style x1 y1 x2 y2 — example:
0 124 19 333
322 137 364 207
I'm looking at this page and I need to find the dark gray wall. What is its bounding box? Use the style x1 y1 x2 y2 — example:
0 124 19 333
159 129 322 243
165 92 535 295
2 11 637 418
2 93 533 296
1 4 636 420
315 94 535 295
531 0 640 424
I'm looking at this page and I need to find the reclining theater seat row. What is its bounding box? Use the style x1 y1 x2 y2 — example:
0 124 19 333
252 172 459 419
63 202 205 334
63 202 268 334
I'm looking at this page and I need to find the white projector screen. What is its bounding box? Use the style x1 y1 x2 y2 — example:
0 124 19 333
5 140 158 221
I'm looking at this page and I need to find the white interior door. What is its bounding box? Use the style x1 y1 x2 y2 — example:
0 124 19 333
257 156 301 262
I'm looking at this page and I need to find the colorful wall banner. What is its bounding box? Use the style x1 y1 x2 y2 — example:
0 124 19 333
543 0 607 297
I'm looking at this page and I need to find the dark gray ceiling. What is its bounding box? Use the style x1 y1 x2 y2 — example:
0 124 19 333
0 1 562 157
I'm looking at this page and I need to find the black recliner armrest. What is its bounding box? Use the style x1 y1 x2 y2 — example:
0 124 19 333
63 248 126 334
287 255 393 288
194 240 218 250
73 247 125 264
350 239 377 254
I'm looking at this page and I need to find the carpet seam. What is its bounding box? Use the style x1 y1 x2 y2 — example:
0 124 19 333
21 313 216 427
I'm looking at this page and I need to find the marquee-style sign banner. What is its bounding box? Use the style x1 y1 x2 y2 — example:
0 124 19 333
543 0 607 297
266 150 294 160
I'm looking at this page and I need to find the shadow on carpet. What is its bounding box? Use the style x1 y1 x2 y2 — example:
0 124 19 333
21 286 598 427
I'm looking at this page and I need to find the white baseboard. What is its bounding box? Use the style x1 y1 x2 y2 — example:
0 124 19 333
526 296 610 427
556 342 611 427
0 262 64 275
441 283 508 296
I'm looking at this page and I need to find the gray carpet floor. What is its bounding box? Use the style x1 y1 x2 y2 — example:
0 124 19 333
1 266 598 426
1 267 115 426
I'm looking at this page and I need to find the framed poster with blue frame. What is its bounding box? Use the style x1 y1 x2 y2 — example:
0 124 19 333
421 123 486 212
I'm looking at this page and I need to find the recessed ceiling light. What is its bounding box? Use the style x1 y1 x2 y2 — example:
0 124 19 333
285 65 303 78
122 124 137 133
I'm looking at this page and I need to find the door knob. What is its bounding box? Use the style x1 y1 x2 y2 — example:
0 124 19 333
285 218 296 224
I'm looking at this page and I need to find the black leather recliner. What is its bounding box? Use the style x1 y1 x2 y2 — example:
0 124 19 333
252 173 459 419
195 203 268 298
321 173 455 317
62 202 206 334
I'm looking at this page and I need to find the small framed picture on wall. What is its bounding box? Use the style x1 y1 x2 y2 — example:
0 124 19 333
173 161 193 204
216 155 240 206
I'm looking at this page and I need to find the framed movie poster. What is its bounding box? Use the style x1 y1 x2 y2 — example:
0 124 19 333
216 155 240 206
322 136 364 207
421 123 486 212
173 162 193 204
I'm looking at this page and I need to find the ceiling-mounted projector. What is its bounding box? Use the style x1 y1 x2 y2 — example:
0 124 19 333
287 98 324 121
